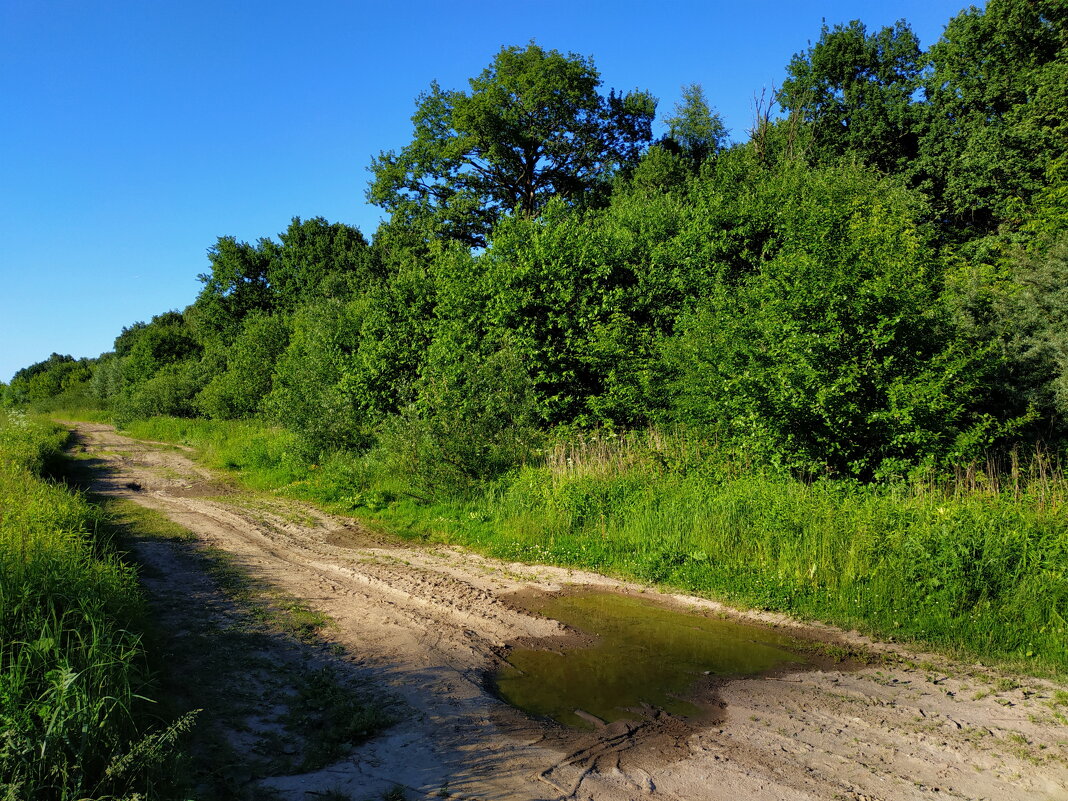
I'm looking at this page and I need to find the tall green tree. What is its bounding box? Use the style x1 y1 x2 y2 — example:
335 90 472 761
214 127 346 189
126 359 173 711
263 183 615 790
269 216 377 310
188 236 278 342
916 0 1067 234
480 195 677 426
264 263 438 455
663 83 728 167
367 42 657 246
778 19 923 174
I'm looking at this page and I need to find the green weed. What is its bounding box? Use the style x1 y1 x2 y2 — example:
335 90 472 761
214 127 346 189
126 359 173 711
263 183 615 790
0 412 181 799
287 666 396 771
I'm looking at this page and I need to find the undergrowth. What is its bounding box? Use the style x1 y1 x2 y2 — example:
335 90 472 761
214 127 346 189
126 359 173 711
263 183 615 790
0 411 189 800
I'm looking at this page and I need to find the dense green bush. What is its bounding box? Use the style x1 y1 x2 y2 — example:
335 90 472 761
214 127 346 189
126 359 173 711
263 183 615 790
383 345 543 498
666 161 1018 477
112 359 204 424
196 312 290 420
2 355 95 411
998 235 1068 428
263 299 372 456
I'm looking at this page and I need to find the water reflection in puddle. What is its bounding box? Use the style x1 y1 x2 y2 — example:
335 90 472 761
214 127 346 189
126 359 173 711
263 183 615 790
494 591 808 728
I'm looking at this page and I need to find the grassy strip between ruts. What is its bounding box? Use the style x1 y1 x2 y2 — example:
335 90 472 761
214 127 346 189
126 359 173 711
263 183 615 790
120 415 1068 679
97 496 396 801
0 411 191 801
55 436 396 801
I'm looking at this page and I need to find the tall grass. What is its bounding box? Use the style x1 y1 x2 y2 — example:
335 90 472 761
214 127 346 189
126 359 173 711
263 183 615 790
118 416 1068 675
0 412 186 800
463 431 1068 672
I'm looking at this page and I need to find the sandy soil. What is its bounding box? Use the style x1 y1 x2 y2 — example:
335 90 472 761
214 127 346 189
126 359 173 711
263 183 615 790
67 421 1068 801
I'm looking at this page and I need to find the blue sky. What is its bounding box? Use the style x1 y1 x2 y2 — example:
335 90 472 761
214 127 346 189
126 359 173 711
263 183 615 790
1 0 973 382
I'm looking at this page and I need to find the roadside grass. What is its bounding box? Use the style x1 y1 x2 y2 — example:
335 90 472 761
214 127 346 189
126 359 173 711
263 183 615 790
0 411 188 800
123 417 306 491
475 450 1068 677
118 416 1068 678
45 406 113 423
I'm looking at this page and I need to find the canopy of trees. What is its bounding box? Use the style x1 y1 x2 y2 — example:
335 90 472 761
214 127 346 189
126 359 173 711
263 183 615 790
367 43 657 246
778 19 922 174
7 1 1067 485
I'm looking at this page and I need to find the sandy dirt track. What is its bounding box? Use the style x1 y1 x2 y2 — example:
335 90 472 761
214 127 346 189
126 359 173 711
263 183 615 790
68 421 1068 801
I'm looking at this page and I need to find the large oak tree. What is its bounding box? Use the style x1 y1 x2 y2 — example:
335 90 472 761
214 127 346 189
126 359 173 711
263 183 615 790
367 43 656 247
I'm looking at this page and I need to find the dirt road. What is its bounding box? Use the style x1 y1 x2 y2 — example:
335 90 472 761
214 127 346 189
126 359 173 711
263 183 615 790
68 422 1068 800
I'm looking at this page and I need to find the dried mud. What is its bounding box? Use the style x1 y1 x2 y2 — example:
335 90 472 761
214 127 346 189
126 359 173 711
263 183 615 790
66 422 1068 800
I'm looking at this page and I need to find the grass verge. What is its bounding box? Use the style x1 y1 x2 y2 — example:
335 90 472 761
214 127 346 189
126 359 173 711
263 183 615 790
0 411 190 800
121 416 1068 678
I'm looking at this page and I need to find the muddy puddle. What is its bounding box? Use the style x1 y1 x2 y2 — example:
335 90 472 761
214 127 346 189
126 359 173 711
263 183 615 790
495 591 813 729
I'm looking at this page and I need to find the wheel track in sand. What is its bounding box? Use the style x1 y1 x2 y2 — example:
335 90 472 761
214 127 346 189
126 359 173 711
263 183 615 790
66 421 1068 801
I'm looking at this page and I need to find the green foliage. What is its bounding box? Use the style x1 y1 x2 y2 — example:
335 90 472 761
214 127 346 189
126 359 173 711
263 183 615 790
188 237 277 343
368 42 656 246
264 300 370 456
116 311 201 387
383 345 543 498
196 313 290 420
916 0 1067 234
778 19 922 173
419 433 1068 673
268 216 377 311
90 353 123 407
188 217 379 342
481 195 678 426
667 160 1015 477
3 354 95 411
339 262 439 423
0 413 181 799
662 83 728 167
113 322 147 357
113 363 202 424
998 235 1068 427
110 312 205 424
1023 156 1068 247
264 256 440 459
624 144 692 195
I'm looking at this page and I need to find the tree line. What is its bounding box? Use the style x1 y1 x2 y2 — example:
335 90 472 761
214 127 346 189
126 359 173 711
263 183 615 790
6 0 1067 489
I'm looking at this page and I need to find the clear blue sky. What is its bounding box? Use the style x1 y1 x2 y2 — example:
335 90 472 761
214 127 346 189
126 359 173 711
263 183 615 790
1 0 973 383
